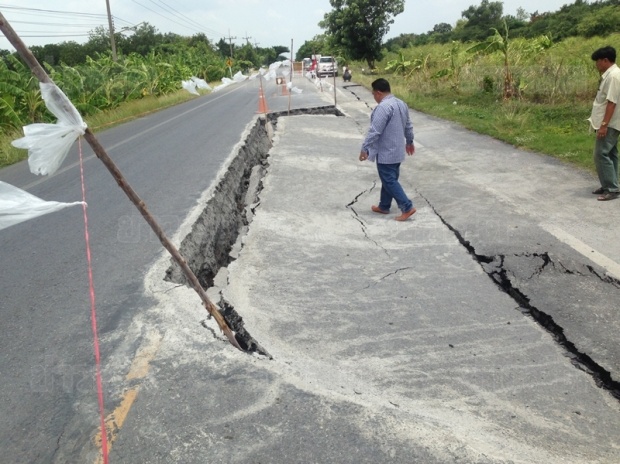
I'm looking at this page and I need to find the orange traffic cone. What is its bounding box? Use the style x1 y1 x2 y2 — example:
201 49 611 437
256 86 269 114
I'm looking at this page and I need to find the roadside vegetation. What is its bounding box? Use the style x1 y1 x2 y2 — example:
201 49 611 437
347 33 617 173
299 0 620 174
0 23 290 168
2 0 619 174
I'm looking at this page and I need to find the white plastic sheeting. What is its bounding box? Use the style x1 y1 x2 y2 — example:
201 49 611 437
3 82 86 232
264 61 291 82
0 181 85 231
182 76 212 95
212 71 248 92
314 78 334 91
12 82 87 176
191 76 212 90
182 80 199 95
286 82 303 94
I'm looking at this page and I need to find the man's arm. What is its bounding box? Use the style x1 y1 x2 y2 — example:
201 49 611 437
361 104 391 154
403 103 415 156
597 100 617 138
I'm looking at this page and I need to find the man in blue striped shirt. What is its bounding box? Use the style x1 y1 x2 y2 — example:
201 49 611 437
359 78 416 221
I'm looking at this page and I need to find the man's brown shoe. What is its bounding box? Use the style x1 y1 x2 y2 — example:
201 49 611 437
597 192 619 201
395 208 416 221
371 205 389 214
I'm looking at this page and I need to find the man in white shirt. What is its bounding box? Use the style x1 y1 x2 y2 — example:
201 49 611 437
589 46 620 201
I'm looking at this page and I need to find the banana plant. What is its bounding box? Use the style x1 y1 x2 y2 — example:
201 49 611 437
467 20 514 99
432 42 471 91
0 55 44 128
386 52 411 74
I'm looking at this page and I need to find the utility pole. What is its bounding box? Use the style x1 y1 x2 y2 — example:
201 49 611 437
105 0 117 61
226 29 236 57
242 32 252 46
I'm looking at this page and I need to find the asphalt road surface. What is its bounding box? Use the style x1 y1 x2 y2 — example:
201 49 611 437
2 72 620 463
0 75 329 462
102 80 620 463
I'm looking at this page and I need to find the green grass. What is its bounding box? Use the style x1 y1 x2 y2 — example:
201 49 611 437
0 89 201 169
0 129 26 168
353 72 596 173
3 68 598 175
85 91 198 131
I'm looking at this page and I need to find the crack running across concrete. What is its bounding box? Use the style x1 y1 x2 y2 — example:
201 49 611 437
346 182 390 256
418 190 620 401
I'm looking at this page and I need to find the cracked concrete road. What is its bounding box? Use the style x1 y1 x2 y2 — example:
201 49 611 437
405 104 620 388
105 77 620 463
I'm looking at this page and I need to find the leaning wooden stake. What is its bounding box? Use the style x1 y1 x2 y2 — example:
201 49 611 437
0 13 242 351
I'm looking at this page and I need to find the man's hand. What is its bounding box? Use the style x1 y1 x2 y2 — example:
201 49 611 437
359 151 368 161
406 143 415 156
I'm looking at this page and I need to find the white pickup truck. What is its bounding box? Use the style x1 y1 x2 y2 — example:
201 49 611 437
317 56 338 77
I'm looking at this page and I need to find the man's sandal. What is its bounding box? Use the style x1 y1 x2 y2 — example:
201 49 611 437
597 192 619 201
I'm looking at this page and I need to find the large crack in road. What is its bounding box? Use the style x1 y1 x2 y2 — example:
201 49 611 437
164 103 620 405
419 191 620 401
165 107 343 357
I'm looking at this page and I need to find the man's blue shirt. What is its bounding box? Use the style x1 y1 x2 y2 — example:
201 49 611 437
361 94 414 164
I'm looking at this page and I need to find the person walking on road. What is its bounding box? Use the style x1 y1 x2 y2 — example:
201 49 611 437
589 46 620 201
359 78 416 221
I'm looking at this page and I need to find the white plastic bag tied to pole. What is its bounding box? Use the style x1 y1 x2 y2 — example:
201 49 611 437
11 82 87 176
0 181 85 231
287 82 303 94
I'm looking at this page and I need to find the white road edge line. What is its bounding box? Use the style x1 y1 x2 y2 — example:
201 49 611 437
20 83 249 191
541 223 620 280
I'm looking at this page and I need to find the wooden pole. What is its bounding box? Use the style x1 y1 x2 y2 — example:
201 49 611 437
288 38 293 115
332 56 337 107
0 12 241 351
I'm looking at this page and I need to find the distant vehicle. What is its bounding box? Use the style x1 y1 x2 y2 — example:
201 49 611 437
317 56 338 77
302 57 312 71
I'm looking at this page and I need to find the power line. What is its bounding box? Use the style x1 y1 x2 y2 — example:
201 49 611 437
130 0 203 34
0 6 131 48
0 3 246 48
129 0 225 38
0 5 133 27
0 4 108 19
9 21 106 28
151 0 223 37
15 33 91 38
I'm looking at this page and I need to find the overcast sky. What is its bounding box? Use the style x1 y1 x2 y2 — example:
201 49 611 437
0 0 572 53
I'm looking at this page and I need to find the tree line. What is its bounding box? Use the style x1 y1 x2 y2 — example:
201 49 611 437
385 0 620 50
296 0 620 69
0 21 290 137
0 22 289 72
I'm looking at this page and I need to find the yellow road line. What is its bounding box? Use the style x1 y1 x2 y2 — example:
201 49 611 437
94 332 162 463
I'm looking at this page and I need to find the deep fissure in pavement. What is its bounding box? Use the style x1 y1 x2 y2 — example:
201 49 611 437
419 192 620 401
166 107 343 354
